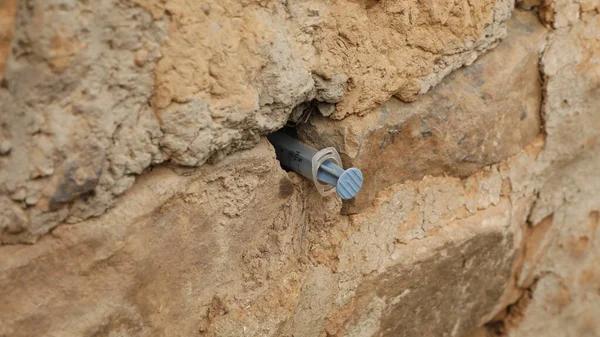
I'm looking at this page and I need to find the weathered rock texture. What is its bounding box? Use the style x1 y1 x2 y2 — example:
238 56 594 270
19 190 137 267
0 139 530 337
299 10 546 213
0 0 514 245
492 5 600 337
1 1 599 337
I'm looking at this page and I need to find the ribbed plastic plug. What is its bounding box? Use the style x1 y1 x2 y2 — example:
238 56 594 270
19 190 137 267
336 168 363 200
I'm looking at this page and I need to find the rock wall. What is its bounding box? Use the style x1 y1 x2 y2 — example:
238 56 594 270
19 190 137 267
1 1 599 337
0 0 515 245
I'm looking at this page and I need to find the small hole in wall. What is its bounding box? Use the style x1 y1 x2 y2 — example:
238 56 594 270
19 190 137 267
265 98 312 173
266 126 299 186
266 100 364 202
271 125 297 138
266 98 332 173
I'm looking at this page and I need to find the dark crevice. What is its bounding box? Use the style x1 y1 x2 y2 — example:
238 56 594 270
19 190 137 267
482 289 533 336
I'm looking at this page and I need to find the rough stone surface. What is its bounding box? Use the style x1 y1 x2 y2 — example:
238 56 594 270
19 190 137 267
500 8 600 337
511 149 600 337
0 0 17 79
0 0 515 245
0 141 303 337
0 0 168 244
535 12 600 169
1 2 599 337
469 4 600 337
539 0 599 28
0 139 530 337
299 10 547 213
308 0 514 118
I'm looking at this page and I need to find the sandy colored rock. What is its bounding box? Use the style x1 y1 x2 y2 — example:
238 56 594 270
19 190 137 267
535 0 599 28
469 8 600 336
0 0 168 244
0 140 302 336
506 145 600 337
535 13 600 168
0 0 17 80
0 140 532 336
299 10 546 213
313 0 514 118
0 1 599 337
0 0 516 245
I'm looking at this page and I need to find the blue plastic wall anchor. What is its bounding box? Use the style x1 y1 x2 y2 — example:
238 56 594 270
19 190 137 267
267 131 363 200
